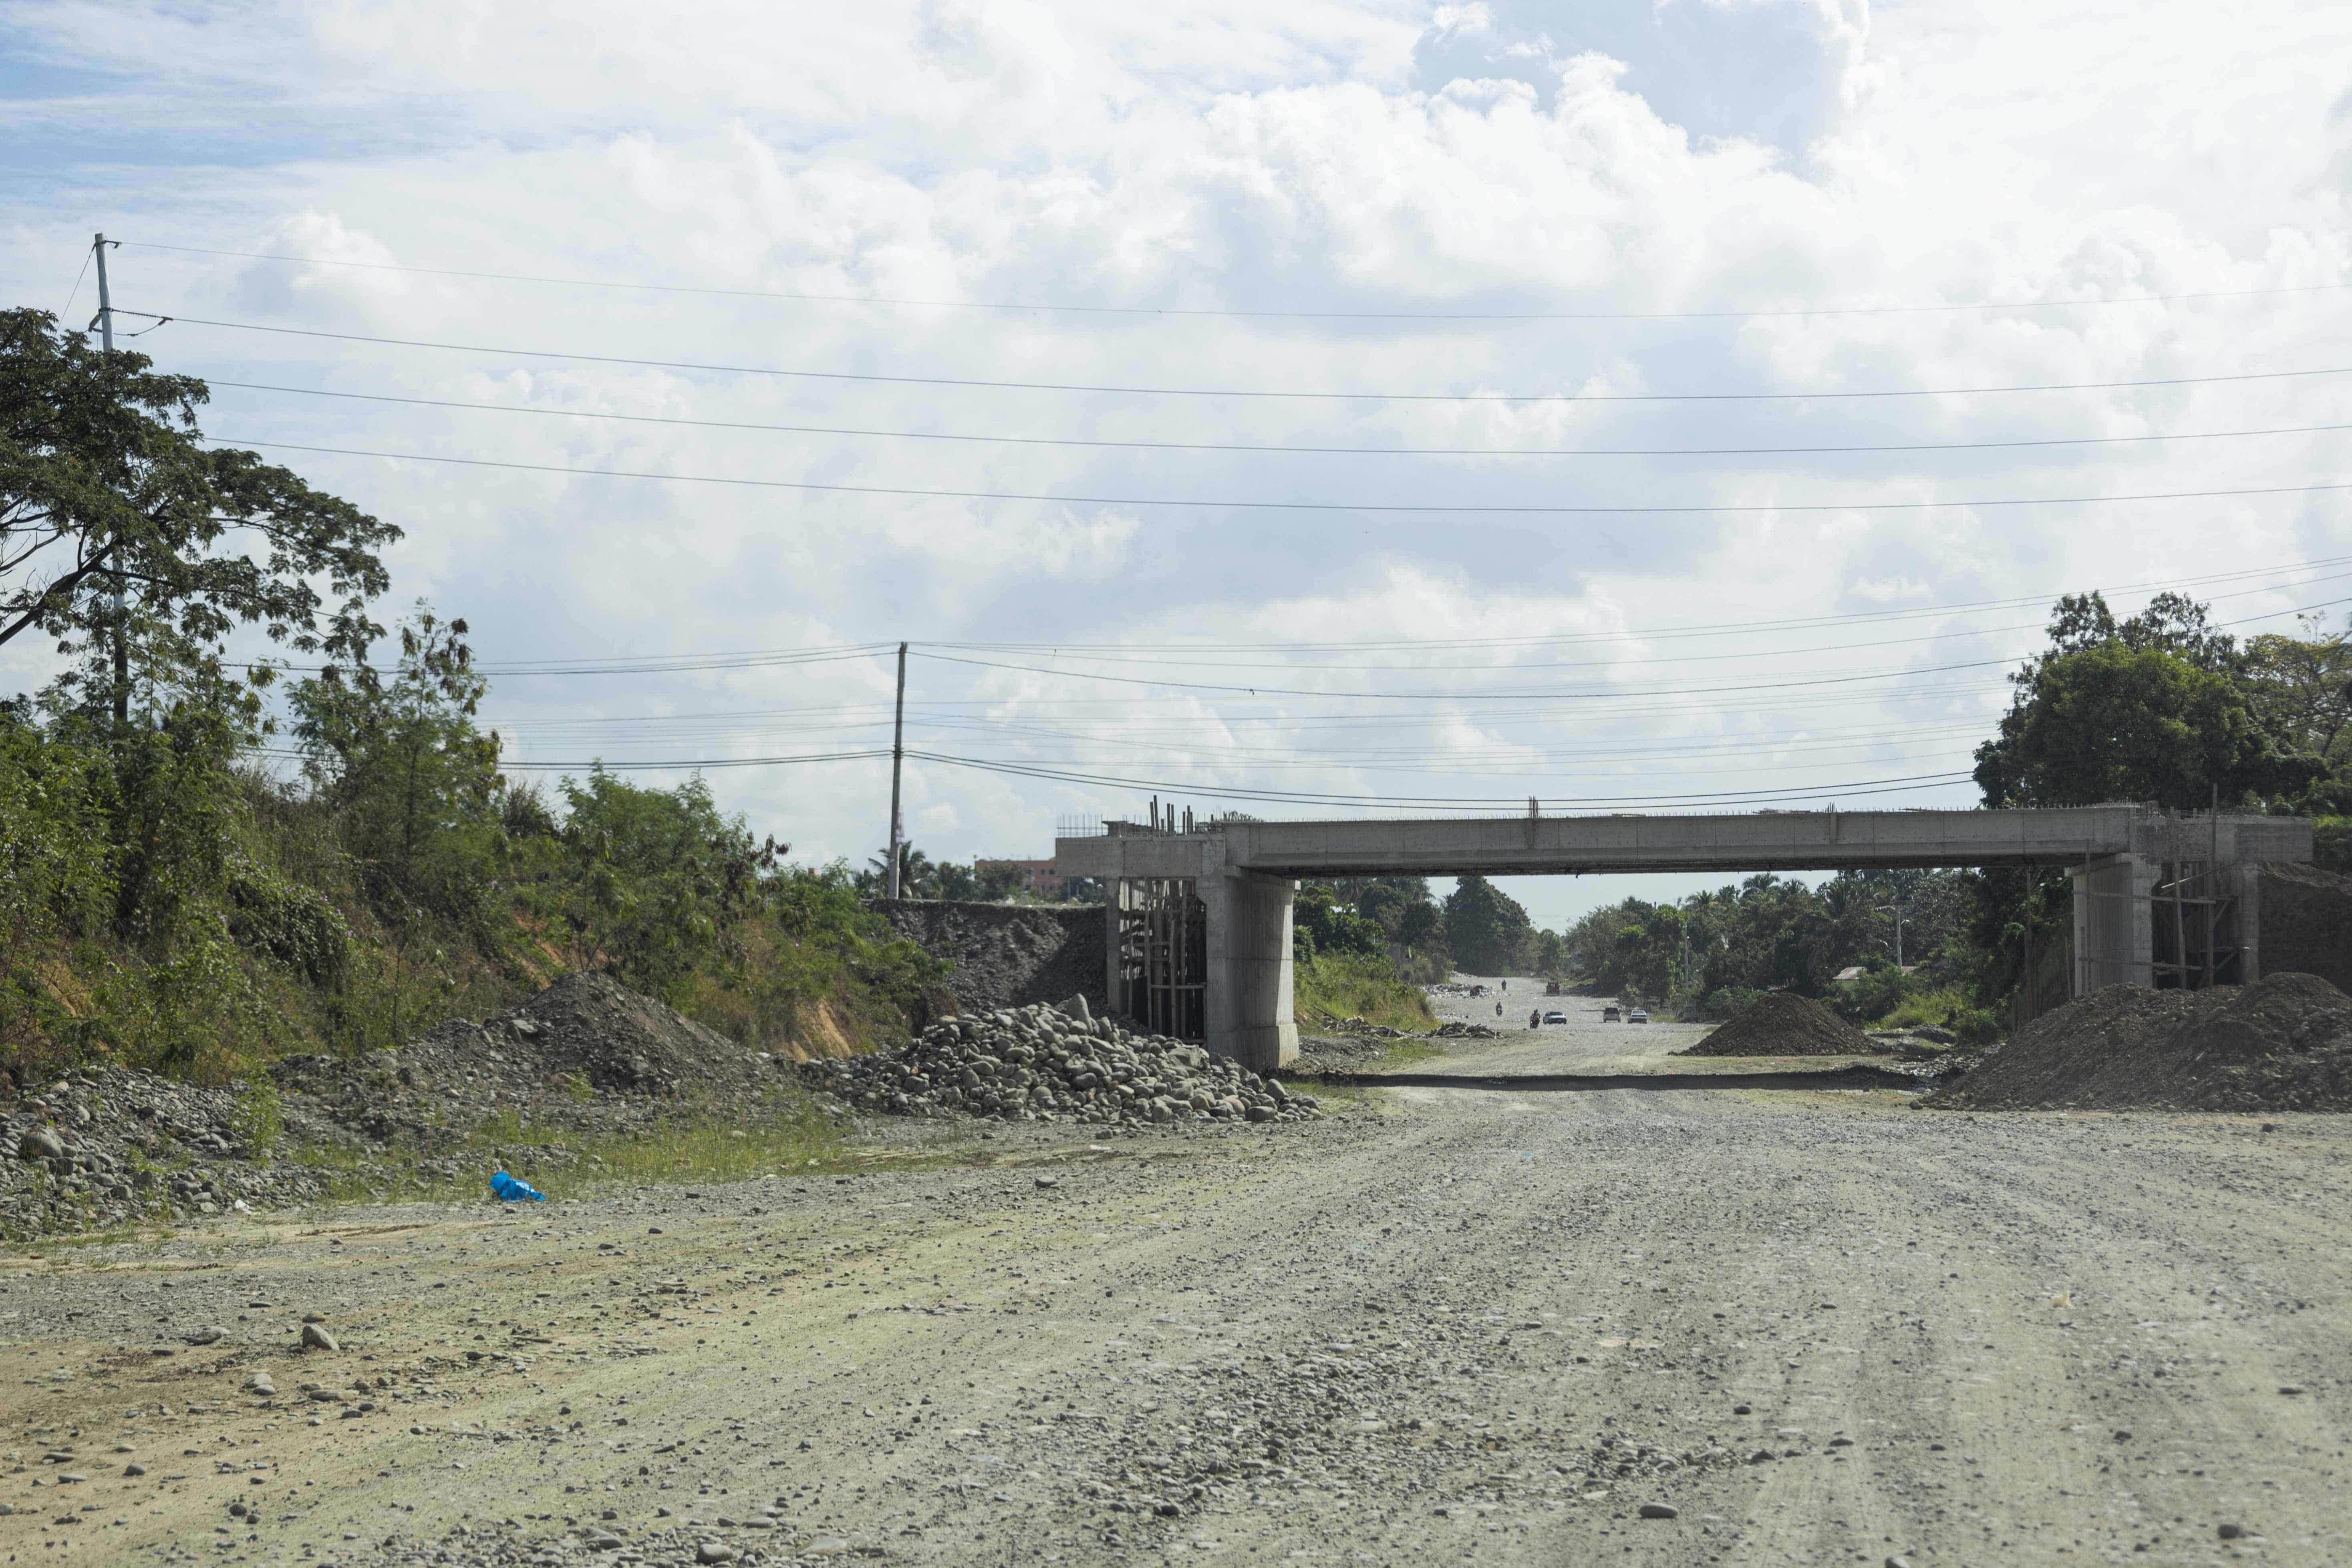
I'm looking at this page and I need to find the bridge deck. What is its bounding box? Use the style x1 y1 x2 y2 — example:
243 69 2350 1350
1056 807 2311 880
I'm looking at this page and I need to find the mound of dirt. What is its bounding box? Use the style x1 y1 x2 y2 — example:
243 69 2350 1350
2257 862 2352 996
272 971 787 1152
1919 972 2352 1112
1676 992 1873 1057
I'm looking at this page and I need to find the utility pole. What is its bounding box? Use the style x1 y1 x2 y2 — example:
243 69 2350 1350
1875 900 1907 967
94 233 129 726
885 641 908 899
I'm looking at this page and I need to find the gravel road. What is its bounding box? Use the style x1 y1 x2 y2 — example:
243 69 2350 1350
5 982 2344 1567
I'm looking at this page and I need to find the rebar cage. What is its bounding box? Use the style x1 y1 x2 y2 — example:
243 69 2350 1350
1115 878 1206 1041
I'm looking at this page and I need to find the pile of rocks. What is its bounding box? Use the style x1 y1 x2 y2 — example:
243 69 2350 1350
799 997 1318 1126
0 1067 336 1239
1576 1429 1754 1483
1317 1016 1410 1038
1430 1021 1500 1040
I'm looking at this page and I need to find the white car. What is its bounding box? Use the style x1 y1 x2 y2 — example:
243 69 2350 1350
1627 1009 1651 1024
1542 1010 1567 1025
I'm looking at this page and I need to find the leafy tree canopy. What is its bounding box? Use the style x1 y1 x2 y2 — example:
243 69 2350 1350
2 310 397 715
1442 875 1535 974
1975 592 2318 810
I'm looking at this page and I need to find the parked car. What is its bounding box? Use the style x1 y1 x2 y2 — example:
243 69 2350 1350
1602 1005 1621 1022
1627 1008 1651 1024
1542 1010 1567 1025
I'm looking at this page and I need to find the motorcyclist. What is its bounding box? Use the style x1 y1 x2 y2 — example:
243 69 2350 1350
1528 1009 1540 1030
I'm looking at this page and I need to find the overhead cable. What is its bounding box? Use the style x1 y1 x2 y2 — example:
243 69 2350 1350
196 435 2352 518
200 379 2352 459
121 240 2352 322
912 592 2346 701
145 313 2352 403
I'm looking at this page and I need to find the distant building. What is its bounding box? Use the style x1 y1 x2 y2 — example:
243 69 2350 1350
977 857 1066 898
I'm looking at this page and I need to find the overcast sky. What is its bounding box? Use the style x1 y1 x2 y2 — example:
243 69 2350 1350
5 0 2350 933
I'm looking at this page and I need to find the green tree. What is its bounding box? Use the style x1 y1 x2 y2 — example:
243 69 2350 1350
290 607 505 918
1975 642 2312 809
1975 592 2316 809
555 768 777 998
1295 884 1388 960
1443 875 1534 974
2 309 395 721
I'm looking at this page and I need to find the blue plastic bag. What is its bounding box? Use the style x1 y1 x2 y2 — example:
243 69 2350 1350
490 1169 546 1203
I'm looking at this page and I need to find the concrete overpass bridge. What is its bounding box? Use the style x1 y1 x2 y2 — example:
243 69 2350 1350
1053 805 2317 1070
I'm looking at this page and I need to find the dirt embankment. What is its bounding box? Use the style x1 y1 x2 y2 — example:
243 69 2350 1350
0 973 811 1240
1920 970 2352 1111
1676 992 1873 1057
271 971 790 1149
869 898 1106 1014
2259 862 2352 996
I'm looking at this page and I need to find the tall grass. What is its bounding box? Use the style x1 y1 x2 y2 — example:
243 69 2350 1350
1295 952 1435 1031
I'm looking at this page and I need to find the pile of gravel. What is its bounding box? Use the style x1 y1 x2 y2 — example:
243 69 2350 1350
799 997 1318 1126
1919 972 2352 1112
0 1066 336 1240
1676 992 1873 1057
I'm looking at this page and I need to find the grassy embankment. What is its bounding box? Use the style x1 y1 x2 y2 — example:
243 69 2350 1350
1293 952 1437 1032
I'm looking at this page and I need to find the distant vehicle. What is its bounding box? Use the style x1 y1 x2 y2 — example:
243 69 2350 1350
1627 1008 1651 1024
1545 980 1562 996
1542 1010 1568 1025
1602 1005 1621 1022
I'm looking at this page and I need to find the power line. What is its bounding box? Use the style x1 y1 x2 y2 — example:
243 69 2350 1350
145 312 2352 403
196 434 2352 518
119 240 2352 322
265 557 2352 678
915 648 2030 703
427 734 1984 809
904 752 1977 810
915 592 2346 702
201 378 2352 459
923 556 2352 653
921 570 2352 674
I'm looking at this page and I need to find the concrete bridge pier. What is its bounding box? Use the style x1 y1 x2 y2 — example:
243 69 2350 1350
2069 853 2157 990
1200 865 1299 1071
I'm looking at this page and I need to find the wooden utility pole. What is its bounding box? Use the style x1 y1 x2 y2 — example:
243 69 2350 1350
886 641 908 899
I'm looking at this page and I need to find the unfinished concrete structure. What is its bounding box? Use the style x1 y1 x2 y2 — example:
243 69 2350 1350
1054 805 2317 1070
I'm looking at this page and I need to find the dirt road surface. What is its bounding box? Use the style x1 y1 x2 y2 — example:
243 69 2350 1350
5 986 2346 1567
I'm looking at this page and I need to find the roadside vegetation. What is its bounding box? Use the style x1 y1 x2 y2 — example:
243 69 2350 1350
0 308 939 1093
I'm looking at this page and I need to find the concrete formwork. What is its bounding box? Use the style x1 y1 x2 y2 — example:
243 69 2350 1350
1056 807 2316 1069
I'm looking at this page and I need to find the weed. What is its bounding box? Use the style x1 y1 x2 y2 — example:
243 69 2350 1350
230 1078 285 1159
